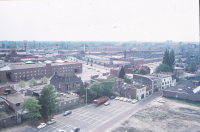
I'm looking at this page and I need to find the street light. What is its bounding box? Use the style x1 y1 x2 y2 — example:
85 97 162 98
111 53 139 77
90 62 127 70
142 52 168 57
86 88 90 106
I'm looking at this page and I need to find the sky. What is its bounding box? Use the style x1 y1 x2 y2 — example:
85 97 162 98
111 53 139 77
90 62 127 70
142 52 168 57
0 0 198 42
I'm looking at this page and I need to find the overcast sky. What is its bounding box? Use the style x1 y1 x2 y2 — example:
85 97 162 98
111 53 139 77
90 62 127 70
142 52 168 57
0 0 198 42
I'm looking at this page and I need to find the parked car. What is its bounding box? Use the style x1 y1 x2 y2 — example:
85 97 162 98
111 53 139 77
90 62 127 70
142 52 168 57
47 119 56 125
58 129 66 132
110 96 116 99
13 79 19 82
24 78 30 81
119 97 124 101
115 96 119 100
69 127 80 132
158 100 165 103
19 88 25 92
104 101 110 106
123 98 128 102
127 99 132 102
63 111 72 116
132 99 138 104
37 123 47 129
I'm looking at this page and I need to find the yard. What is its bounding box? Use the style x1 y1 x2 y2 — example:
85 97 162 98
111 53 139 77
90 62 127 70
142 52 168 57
112 97 200 132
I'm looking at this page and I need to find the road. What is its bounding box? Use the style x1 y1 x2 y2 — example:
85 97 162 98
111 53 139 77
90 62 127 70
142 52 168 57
92 91 162 132
3 91 162 132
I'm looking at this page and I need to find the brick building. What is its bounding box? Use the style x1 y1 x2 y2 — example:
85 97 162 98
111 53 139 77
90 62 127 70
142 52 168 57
0 62 82 83
50 73 82 92
120 84 146 100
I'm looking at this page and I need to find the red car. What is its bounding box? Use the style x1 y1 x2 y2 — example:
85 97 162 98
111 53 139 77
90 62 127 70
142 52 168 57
13 80 19 82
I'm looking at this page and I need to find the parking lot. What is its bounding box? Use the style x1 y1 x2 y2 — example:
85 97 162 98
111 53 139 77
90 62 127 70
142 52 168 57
7 99 135 132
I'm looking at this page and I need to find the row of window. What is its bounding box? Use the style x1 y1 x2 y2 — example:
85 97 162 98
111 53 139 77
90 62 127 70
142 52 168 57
14 70 47 75
15 73 47 78
54 66 81 70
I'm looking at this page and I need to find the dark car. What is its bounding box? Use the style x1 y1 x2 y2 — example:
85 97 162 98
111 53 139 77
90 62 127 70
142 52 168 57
69 127 80 132
63 111 72 116
24 78 30 81
110 96 116 99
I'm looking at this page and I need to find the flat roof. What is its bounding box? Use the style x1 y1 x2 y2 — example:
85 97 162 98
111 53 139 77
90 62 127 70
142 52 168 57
1 93 30 104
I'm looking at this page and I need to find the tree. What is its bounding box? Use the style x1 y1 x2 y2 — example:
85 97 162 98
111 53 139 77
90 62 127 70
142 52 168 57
195 56 199 60
155 64 171 73
95 61 97 64
91 59 93 63
177 58 182 63
90 62 92 66
136 69 148 75
190 61 197 72
80 51 85 54
107 75 115 79
89 82 104 98
169 49 175 72
99 62 101 65
41 76 48 84
162 49 170 66
104 62 106 66
187 56 191 60
18 79 26 88
21 97 41 120
123 75 132 84
118 66 126 79
185 66 189 71
2 44 5 48
39 84 59 120
6 82 10 87
29 77 37 86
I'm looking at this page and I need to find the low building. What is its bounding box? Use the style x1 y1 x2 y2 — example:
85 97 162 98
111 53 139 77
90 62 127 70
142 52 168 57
120 84 146 100
50 73 82 92
93 77 124 92
163 79 200 101
174 67 185 77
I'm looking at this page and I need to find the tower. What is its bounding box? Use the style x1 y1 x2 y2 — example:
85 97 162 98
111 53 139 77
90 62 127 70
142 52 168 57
124 50 126 59
33 40 35 49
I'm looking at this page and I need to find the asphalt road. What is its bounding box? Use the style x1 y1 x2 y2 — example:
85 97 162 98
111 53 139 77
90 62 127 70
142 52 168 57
92 91 162 132
4 91 162 132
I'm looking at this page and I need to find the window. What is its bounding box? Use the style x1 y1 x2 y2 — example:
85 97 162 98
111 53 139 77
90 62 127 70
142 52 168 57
31 71 32 73
19 72 21 74
27 72 29 73
35 71 36 72
59 84 61 88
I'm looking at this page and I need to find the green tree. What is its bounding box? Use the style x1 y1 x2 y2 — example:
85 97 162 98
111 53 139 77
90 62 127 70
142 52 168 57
107 75 115 79
190 61 197 72
195 56 199 60
104 62 106 66
18 79 26 88
91 59 93 63
162 49 170 66
90 62 92 66
187 56 191 60
118 66 126 79
136 69 148 75
89 82 104 98
21 97 41 120
99 62 101 65
39 84 59 120
169 49 175 72
6 82 10 87
95 61 97 64
123 75 132 84
41 76 48 84
177 58 182 63
155 64 171 73
185 66 189 71
29 77 37 86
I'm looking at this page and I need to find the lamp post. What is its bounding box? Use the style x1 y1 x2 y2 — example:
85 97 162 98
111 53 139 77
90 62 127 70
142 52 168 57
86 88 90 106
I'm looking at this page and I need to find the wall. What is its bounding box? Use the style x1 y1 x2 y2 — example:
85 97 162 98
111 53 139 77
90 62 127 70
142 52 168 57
163 90 200 101
0 86 16 96
56 98 84 110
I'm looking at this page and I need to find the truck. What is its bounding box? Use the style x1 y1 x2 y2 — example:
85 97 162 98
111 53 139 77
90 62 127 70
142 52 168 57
93 96 109 105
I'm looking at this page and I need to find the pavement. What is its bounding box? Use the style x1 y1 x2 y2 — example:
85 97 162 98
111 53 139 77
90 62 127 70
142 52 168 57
3 91 162 132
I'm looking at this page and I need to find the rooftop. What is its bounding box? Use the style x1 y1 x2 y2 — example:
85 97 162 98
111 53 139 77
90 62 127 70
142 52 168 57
0 93 30 104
